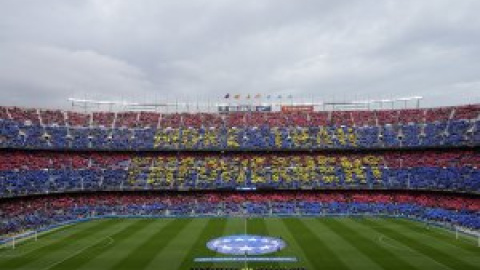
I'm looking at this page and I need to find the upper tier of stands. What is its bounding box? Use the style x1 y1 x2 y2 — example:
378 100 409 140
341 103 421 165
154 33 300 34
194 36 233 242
0 104 478 150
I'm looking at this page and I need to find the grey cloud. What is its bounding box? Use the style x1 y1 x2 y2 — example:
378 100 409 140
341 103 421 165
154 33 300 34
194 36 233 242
0 0 479 109
0 43 154 108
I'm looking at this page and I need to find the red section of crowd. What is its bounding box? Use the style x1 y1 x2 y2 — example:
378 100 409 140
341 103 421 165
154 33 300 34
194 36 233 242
40 110 65 126
454 104 480 120
138 112 160 128
8 107 40 125
1 191 478 219
0 104 478 128
0 151 130 170
382 151 480 168
92 112 115 127
66 112 90 127
398 109 425 124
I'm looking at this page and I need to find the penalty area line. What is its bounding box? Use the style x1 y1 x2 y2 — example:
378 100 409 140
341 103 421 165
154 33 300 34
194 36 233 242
40 236 114 270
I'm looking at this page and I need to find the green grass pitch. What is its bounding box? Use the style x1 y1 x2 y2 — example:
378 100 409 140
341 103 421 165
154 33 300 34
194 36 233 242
0 217 478 270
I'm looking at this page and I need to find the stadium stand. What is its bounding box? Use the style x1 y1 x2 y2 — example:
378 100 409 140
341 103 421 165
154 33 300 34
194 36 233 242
0 103 479 240
1 191 478 236
0 104 478 150
0 150 478 197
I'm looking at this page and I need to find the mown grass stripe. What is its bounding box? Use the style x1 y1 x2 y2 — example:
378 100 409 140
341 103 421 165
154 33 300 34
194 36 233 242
76 219 171 270
0 219 117 269
0 221 94 256
360 218 478 270
394 218 480 254
268 218 315 270
49 219 155 270
112 218 192 270
0 222 87 251
210 217 245 269
247 218 280 268
144 218 210 270
303 218 383 270
322 218 419 270
32 220 131 270
178 218 228 270
283 218 349 270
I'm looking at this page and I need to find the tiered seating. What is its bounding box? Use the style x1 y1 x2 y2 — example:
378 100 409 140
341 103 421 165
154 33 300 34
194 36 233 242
92 112 115 127
0 105 478 150
226 112 245 127
0 103 478 240
40 110 65 126
201 113 223 127
453 104 480 120
115 112 138 128
309 112 328 126
397 108 424 124
0 150 478 197
0 152 129 197
182 113 202 128
425 106 453 122
331 111 353 126
377 110 399 125
9 107 40 125
287 112 309 127
160 113 182 128
66 111 90 127
264 112 288 127
1 191 478 236
138 112 160 128
0 107 9 120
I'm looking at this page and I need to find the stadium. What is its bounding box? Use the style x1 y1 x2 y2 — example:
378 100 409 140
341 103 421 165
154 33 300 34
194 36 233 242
1 1 480 270
0 101 478 270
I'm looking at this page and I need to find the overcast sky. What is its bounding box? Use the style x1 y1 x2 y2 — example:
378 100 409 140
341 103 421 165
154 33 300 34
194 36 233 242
1 0 479 110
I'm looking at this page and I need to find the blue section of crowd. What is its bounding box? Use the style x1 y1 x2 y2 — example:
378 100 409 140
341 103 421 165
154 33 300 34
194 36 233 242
1 202 478 236
0 119 478 150
0 166 478 197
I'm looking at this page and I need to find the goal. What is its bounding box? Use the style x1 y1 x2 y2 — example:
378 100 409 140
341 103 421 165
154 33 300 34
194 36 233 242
0 230 38 250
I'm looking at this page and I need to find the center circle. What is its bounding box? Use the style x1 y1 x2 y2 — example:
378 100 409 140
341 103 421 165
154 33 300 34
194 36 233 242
207 234 286 255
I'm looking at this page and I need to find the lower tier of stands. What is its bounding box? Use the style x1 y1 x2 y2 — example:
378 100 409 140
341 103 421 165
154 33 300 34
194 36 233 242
1 191 479 236
0 150 478 197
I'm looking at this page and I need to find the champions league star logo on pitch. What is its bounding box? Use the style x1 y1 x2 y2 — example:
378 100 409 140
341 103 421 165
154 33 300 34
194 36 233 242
207 235 286 255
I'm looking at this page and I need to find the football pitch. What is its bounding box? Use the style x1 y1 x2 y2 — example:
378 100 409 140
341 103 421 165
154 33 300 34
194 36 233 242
0 217 478 270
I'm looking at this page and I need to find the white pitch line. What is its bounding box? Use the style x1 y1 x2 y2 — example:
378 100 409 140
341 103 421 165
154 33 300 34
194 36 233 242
40 236 114 270
377 235 410 251
0 229 81 258
376 235 454 270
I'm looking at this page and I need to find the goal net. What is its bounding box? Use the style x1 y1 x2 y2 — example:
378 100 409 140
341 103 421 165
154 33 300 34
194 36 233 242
0 230 38 250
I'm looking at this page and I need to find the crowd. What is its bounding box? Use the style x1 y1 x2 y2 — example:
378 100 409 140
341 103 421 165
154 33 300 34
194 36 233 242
0 150 478 197
0 104 478 240
0 191 478 236
0 105 478 150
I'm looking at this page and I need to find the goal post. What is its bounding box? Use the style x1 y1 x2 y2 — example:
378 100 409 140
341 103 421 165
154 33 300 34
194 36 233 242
0 230 39 250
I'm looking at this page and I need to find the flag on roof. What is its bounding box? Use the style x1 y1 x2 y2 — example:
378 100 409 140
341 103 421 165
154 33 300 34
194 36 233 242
224 93 230 99
234 94 241 99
